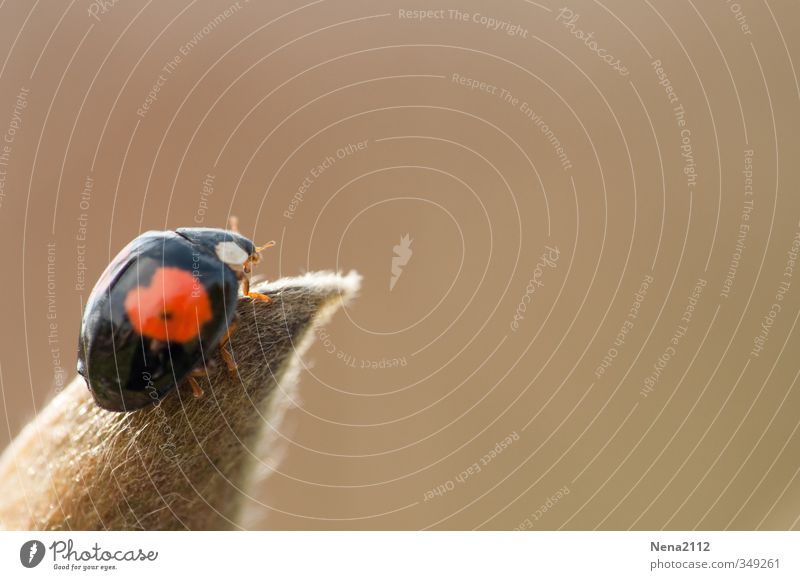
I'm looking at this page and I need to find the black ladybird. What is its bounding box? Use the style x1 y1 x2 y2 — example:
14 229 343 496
77 223 274 412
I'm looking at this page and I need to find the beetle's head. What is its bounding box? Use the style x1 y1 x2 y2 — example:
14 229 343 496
242 240 275 274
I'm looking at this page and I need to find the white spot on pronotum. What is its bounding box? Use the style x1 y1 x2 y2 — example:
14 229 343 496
215 241 249 266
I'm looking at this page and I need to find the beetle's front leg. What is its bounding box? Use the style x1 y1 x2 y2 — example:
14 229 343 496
236 270 271 303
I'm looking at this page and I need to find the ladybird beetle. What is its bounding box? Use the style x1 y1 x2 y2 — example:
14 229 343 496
77 221 274 412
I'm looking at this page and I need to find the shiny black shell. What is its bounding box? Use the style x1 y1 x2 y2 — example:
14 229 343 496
77 229 247 412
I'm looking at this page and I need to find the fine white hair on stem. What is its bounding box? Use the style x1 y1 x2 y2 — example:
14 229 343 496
0 271 361 530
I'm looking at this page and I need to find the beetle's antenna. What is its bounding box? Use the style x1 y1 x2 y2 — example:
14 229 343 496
256 240 276 253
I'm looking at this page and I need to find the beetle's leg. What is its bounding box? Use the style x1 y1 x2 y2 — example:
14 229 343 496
247 291 271 302
247 292 272 302
219 319 238 374
238 269 271 303
245 292 272 302
228 215 239 233
186 372 205 398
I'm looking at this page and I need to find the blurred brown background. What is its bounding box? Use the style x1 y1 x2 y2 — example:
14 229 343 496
1 0 799 529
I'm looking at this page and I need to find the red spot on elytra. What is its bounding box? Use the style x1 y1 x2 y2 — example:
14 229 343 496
124 267 212 343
